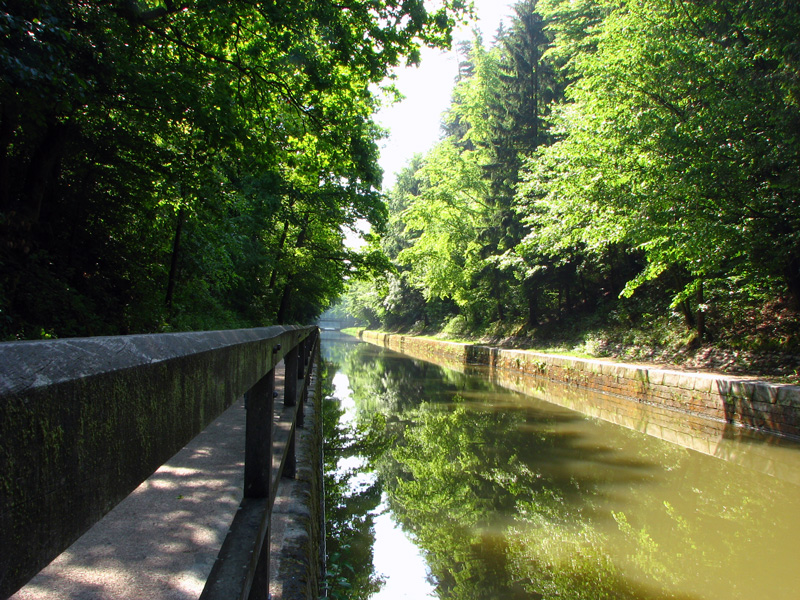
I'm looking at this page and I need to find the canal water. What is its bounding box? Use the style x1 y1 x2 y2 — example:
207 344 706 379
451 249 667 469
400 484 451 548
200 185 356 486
321 333 800 600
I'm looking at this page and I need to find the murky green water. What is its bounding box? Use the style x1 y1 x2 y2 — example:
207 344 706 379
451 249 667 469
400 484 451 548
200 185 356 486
321 333 800 600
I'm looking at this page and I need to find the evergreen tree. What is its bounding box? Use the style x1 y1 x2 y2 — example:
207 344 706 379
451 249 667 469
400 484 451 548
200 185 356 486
477 0 558 325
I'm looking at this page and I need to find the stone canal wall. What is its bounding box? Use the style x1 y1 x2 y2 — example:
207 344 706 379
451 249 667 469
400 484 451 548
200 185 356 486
359 331 800 441
270 361 325 600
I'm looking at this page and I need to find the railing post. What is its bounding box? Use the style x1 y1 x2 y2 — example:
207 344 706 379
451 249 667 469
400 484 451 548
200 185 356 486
282 340 299 479
298 329 318 430
297 341 307 430
284 342 298 407
242 365 274 599
200 327 318 599
297 338 306 380
282 330 316 478
244 368 275 499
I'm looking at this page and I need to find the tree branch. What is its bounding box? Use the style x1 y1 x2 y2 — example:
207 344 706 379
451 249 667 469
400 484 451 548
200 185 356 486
141 22 317 123
123 1 189 24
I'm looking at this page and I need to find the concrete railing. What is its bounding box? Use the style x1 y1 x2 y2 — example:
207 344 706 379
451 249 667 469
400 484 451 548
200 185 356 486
0 325 319 600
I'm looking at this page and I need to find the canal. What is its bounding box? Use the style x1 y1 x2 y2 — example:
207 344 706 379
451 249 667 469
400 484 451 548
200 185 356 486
321 332 800 600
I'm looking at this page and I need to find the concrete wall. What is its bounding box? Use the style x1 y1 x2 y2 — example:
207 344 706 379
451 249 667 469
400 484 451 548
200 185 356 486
269 360 325 600
359 331 800 441
0 326 314 599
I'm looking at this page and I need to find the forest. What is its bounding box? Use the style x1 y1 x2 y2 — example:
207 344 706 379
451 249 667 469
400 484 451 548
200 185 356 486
343 0 800 360
0 0 468 339
3 1 799 358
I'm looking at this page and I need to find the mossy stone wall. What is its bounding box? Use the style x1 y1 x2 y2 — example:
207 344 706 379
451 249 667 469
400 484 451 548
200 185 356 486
360 331 800 440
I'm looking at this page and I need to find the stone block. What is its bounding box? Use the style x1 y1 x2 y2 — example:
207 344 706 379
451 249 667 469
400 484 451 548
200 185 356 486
647 370 665 386
777 386 800 407
678 374 698 390
661 371 682 389
751 383 778 405
692 376 715 394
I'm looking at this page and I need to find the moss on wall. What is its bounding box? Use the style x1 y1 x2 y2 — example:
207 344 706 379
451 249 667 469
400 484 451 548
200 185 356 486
0 326 315 599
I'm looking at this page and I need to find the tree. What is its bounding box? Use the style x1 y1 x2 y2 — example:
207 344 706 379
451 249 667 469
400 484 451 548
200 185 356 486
470 1 559 326
519 0 800 341
0 0 471 338
396 139 490 310
350 4 565 332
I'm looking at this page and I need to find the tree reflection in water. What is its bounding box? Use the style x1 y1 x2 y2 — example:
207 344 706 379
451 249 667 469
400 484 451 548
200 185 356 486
322 359 387 599
322 337 800 600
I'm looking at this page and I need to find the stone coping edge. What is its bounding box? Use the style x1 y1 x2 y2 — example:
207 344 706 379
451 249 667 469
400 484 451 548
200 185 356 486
0 325 315 394
359 330 800 440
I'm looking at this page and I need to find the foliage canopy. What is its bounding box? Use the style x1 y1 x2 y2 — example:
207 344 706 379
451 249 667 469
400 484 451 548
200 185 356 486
0 0 470 338
344 0 800 353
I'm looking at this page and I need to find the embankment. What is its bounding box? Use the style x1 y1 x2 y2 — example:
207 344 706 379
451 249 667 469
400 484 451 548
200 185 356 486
359 331 800 442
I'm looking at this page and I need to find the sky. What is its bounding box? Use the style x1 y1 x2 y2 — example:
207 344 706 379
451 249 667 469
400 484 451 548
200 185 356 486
344 0 515 247
375 0 516 189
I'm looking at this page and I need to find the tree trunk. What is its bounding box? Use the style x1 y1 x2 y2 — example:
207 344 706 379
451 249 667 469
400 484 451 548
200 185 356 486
276 276 293 324
525 278 538 327
274 213 310 324
268 220 290 290
785 252 800 310
674 272 695 330
680 299 695 330
494 272 505 322
0 104 15 211
696 280 706 343
165 208 185 312
21 120 70 224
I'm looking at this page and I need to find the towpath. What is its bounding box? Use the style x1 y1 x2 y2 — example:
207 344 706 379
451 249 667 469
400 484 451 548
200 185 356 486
11 367 294 600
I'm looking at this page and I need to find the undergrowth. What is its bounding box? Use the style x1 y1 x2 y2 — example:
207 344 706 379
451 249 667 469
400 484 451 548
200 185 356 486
355 298 800 382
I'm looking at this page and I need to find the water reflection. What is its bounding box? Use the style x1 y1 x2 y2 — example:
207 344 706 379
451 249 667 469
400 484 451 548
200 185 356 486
322 353 385 600
321 333 800 600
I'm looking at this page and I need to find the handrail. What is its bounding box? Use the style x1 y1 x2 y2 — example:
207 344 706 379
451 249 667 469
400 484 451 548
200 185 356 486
0 325 319 599
200 328 319 600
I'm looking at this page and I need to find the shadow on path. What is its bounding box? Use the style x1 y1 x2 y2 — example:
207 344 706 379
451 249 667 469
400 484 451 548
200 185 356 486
11 401 247 600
